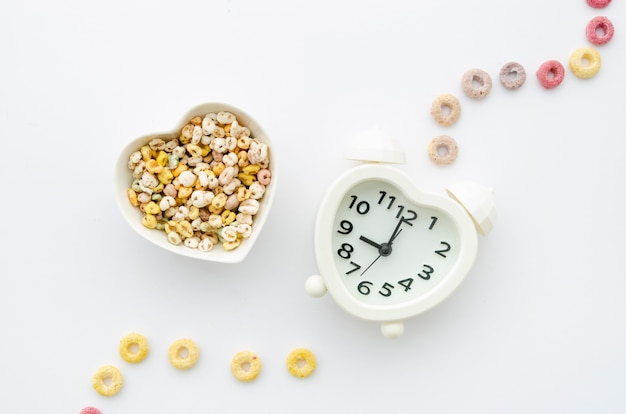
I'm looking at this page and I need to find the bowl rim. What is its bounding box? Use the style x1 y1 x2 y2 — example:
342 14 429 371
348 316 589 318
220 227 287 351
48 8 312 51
113 102 277 263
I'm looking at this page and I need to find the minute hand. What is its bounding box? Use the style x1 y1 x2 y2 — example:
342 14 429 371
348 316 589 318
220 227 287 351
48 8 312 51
386 216 405 246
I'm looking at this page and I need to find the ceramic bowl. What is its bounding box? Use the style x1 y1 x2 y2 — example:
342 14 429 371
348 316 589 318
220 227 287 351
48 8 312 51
114 102 276 263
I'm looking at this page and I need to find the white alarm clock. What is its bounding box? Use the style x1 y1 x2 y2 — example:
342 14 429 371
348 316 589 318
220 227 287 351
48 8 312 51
305 130 496 338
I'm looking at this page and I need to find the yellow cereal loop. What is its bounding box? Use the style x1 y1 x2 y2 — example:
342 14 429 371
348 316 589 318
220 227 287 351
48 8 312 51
119 332 149 363
286 348 317 378
92 365 123 396
142 214 157 229
231 351 262 382
168 338 199 370
569 46 601 79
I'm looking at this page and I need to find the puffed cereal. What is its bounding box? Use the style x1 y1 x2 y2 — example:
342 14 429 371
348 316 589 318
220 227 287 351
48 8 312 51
230 350 262 382
286 348 317 378
92 365 123 396
168 338 199 370
126 111 271 253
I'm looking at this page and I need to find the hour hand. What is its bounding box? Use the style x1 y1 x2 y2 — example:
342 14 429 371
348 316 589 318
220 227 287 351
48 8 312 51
359 235 382 249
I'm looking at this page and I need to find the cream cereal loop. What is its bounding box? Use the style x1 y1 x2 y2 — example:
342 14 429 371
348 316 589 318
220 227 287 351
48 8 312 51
569 47 601 79
430 94 461 127
586 0 611 8
536 60 565 89
92 365 123 397
428 135 458 166
119 332 149 363
286 348 317 378
230 350 262 382
461 68 492 99
499 62 526 90
586 16 614 46
168 338 199 370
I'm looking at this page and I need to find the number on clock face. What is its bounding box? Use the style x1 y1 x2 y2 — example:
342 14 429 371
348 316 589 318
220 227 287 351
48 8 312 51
332 180 461 306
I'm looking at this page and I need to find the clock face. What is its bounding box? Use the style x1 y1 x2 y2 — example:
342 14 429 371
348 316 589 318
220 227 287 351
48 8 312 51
331 179 461 307
314 164 478 322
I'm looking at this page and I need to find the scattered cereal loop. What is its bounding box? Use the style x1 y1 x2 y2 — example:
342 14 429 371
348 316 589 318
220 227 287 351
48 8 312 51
461 68 492 99
431 94 461 127
586 0 611 9
79 407 101 414
536 60 565 89
119 332 150 363
92 365 123 397
586 16 614 46
286 348 317 378
231 350 262 382
499 61 526 90
569 47 602 79
168 338 199 370
428 135 458 166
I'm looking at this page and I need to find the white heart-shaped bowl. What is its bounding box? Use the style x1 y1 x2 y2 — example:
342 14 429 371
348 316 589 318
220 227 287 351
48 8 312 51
114 102 276 263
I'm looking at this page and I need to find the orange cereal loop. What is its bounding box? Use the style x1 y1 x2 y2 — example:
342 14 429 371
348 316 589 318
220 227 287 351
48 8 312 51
92 365 123 397
119 332 149 363
286 348 317 378
428 135 458 166
168 338 199 370
231 351 262 382
431 94 461 127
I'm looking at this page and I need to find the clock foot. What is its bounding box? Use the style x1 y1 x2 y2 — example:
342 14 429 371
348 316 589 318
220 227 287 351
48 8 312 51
305 275 327 298
381 321 404 338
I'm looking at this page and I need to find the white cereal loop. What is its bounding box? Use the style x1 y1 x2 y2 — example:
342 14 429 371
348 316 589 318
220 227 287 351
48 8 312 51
221 225 238 242
239 199 260 215
191 190 214 208
184 237 200 249
237 213 253 225
178 170 197 187
202 116 217 135
198 237 214 252
225 136 237 151
197 171 209 187
140 171 158 189
211 137 227 153
217 111 236 124
219 166 236 185
222 152 238 167
236 223 252 238
208 215 223 228
249 182 266 199
159 196 176 211
167 232 182 245
191 125 203 144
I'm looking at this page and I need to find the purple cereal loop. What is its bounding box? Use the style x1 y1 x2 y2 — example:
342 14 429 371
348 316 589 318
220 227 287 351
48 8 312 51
536 60 565 89
499 62 526 90
586 16 614 45
461 68 492 99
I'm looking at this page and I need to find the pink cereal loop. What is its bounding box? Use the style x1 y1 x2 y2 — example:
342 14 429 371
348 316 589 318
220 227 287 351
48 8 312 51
586 0 611 8
536 60 565 89
586 16 614 46
80 407 101 414
257 169 271 185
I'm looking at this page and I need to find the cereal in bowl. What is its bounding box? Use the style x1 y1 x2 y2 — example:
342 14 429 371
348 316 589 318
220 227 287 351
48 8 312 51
126 111 271 252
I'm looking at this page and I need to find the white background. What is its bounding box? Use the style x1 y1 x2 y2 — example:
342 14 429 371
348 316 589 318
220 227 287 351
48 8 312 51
1 0 625 413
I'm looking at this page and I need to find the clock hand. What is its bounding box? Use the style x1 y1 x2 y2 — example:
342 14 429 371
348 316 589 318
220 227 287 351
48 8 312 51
360 253 382 276
386 216 405 247
359 235 382 249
